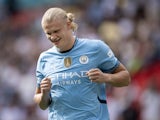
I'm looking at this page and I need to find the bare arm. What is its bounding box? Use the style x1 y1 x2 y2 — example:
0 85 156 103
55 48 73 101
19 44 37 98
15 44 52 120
107 63 131 87
86 63 131 87
33 78 52 110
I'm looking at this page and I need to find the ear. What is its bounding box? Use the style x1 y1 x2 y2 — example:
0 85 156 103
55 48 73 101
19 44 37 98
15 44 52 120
66 21 72 29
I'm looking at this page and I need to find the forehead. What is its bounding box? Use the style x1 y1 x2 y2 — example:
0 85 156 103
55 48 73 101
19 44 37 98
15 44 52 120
42 19 65 30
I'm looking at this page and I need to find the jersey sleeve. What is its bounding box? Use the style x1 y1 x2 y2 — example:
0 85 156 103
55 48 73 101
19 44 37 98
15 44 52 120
98 40 120 73
36 54 45 88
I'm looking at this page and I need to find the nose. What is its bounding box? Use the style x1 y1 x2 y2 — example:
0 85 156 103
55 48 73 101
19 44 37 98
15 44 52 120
49 33 57 40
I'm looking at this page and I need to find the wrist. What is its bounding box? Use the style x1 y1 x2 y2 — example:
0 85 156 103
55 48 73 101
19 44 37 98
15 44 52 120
41 91 50 101
39 92 51 110
104 73 113 84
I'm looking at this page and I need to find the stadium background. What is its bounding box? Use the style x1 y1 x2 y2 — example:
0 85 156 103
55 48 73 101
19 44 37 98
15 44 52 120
0 0 160 120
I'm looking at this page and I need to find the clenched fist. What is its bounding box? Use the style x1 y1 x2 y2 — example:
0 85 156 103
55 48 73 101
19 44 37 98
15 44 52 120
40 78 52 93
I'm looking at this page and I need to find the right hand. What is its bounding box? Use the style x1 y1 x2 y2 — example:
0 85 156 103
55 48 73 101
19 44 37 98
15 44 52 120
40 78 52 94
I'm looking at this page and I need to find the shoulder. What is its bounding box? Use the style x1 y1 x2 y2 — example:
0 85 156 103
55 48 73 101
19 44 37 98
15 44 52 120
77 38 112 56
77 38 108 49
38 47 56 62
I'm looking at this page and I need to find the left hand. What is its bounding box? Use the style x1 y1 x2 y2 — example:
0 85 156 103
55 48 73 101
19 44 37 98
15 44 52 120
86 68 108 83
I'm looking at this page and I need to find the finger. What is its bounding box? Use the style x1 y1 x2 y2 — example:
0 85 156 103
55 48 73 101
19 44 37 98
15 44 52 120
46 77 51 81
88 72 100 77
89 78 98 83
86 68 97 75
89 76 99 82
88 68 99 73
41 83 51 87
43 77 51 82
89 75 98 80
40 83 51 92
41 79 52 87
88 69 100 75
41 78 51 84
41 81 49 86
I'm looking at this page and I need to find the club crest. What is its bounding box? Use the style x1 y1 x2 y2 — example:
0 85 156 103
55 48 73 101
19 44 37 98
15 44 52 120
64 57 72 68
79 55 89 64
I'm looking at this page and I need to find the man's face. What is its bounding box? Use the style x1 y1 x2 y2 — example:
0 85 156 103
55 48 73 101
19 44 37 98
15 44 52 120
42 19 72 51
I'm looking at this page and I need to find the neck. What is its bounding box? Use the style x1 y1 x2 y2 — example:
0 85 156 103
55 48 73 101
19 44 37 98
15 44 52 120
59 37 76 53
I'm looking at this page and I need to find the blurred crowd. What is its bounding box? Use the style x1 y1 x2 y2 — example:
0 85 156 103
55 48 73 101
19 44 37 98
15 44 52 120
0 0 160 120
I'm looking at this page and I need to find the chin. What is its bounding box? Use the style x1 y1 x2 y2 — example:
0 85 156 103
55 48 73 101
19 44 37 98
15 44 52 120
55 47 63 52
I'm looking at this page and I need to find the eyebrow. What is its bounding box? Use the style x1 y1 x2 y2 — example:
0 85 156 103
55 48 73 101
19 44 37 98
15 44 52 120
46 28 61 34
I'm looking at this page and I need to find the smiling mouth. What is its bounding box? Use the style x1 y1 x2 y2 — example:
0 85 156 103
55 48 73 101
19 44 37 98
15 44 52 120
52 38 61 43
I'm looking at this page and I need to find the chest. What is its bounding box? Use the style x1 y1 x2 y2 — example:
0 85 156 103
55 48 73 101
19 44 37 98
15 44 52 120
43 53 98 82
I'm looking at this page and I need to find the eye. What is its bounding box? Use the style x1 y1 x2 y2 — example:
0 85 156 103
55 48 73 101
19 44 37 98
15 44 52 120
54 30 60 33
46 32 51 35
46 29 60 36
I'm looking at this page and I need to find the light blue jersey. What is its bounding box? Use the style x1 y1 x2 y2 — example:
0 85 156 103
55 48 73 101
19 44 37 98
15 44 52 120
36 38 120 120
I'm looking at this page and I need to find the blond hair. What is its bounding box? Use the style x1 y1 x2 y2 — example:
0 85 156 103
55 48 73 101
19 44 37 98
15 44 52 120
41 7 78 32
